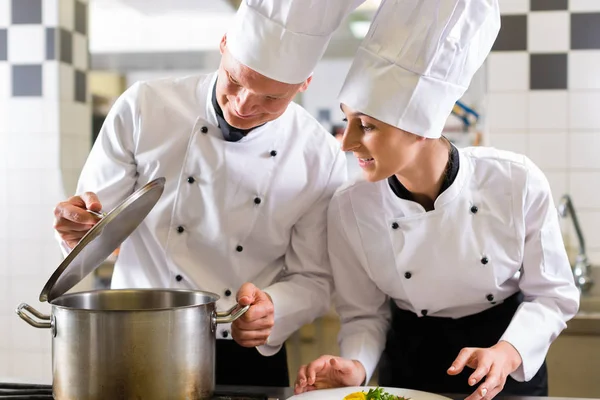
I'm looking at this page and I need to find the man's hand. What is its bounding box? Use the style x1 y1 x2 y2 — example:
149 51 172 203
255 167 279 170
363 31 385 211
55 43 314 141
231 283 274 347
53 192 103 248
447 341 523 400
294 355 366 394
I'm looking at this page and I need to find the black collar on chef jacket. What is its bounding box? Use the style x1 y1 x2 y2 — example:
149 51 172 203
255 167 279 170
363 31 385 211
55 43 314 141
388 139 460 201
211 78 265 142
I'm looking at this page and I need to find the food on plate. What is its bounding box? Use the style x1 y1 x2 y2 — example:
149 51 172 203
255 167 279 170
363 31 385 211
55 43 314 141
343 387 411 400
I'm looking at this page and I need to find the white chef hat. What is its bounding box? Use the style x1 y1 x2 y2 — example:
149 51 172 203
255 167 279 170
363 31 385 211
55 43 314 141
226 0 361 85
339 0 500 139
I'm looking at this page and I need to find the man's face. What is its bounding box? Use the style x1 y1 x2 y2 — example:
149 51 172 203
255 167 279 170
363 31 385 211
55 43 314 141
216 35 312 130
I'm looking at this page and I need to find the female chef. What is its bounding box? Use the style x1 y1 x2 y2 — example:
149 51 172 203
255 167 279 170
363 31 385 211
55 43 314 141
294 0 580 399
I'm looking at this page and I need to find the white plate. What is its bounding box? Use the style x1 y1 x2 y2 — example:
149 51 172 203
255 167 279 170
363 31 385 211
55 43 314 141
287 387 452 400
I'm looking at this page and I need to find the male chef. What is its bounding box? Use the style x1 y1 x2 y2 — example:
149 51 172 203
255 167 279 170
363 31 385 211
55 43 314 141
53 0 360 386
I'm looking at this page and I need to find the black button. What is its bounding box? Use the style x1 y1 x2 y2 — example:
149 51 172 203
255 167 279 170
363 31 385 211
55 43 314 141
270 150 277 157
224 289 232 297
481 256 489 265
177 226 185 233
221 330 229 338
404 272 412 279
391 222 399 230
236 245 243 252
201 126 208 134
470 205 478 214
421 310 428 316
254 197 261 205
486 294 494 302
175 275 183 282
187 176 195 184
491 301 497 305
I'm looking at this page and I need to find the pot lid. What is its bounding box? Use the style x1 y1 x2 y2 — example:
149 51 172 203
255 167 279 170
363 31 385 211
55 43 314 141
40 177 166 302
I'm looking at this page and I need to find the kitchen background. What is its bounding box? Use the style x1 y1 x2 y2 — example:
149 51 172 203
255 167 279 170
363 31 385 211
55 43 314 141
1 0 600 397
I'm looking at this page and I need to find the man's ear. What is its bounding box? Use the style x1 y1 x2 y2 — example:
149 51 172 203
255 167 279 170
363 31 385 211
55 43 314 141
298 75 313 92
219 34 227 55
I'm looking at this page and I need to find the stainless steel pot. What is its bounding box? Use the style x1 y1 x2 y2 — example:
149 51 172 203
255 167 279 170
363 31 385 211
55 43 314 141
17 289 247 400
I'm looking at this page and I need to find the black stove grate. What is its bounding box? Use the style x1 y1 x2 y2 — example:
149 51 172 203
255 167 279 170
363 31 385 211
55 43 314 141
0 383 274 400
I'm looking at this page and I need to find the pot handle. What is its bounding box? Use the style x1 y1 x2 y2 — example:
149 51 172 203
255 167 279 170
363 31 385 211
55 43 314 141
16 303 53 329
215 304 250 324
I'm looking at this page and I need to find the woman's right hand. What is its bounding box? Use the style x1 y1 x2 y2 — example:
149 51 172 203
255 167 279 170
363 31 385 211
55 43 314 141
294 355 366 394
53 192 103 248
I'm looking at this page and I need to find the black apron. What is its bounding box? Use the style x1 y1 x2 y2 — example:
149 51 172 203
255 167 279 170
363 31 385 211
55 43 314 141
215 339 290 386
378 292 548 396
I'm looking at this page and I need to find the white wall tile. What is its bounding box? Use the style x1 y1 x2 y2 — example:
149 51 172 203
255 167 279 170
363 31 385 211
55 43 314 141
528 91 568 130
487 133 528 154
59 0 75 31
0 166 7 207
0 62 9 99
7 205 56 241
569 172 600 209
7 170 43 206
0 317 12 352
43 0 59 26
579 211 600 249
0 195 7 241
7 26 45 63
569 132 600 169
569 92 600 130
73 34 89 71
7 99 46 134
528 132 568 170
586 251 600 266
569 51 600 90
60 102 91 137
43 62 59 101
59 64 74 102
9 314 48 353
10 350 52 384
487 52 529 91
498 0 529 14
7 239 45 278
528 12 570 53
487 93 528 130
6 135 60 170
0 1 9 27
570 0 600 12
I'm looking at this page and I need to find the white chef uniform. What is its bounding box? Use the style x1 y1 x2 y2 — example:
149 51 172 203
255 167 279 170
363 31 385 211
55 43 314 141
59 0 369 360
328 0 580 390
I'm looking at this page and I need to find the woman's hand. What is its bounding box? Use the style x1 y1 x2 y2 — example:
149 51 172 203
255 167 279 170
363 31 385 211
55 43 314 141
294 355 366 394
447 341 523 400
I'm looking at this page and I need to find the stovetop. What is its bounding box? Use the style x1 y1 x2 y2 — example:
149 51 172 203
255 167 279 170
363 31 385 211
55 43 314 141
0 382 283 400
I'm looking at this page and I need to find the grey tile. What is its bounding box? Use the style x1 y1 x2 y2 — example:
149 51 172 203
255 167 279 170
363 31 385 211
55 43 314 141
492 15 527 51
75 1 88 36
46 28 56 61
59 28 72 64
0 29 6 61
75 69 86 103
11 0 42 24
530 54 567 90
531 0 568 11
571 13 600 49
12 65 43 96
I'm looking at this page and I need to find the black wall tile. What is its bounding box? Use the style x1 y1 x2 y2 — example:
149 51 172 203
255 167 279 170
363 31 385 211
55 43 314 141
11 0 42 24
75 69 86 103
492 15 527 51
531 0 568 11
13 65 43 96
571 13 600 49
530 54 568 89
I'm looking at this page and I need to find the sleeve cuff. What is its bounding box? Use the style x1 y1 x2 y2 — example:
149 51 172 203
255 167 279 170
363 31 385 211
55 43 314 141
256 343 283 357
340 333 384 385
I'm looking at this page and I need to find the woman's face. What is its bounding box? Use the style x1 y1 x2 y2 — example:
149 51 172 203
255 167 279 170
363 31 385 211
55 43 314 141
340 103 424 182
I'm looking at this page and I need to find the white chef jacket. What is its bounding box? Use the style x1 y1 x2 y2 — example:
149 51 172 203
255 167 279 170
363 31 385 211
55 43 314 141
66 72 347 353
329 146 580 384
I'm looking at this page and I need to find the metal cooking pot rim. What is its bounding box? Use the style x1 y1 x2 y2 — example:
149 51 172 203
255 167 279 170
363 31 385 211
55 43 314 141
48 288 222 312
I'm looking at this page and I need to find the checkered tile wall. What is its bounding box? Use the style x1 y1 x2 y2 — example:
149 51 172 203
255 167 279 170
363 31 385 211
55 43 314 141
492 0 600 89
0 0 89 102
